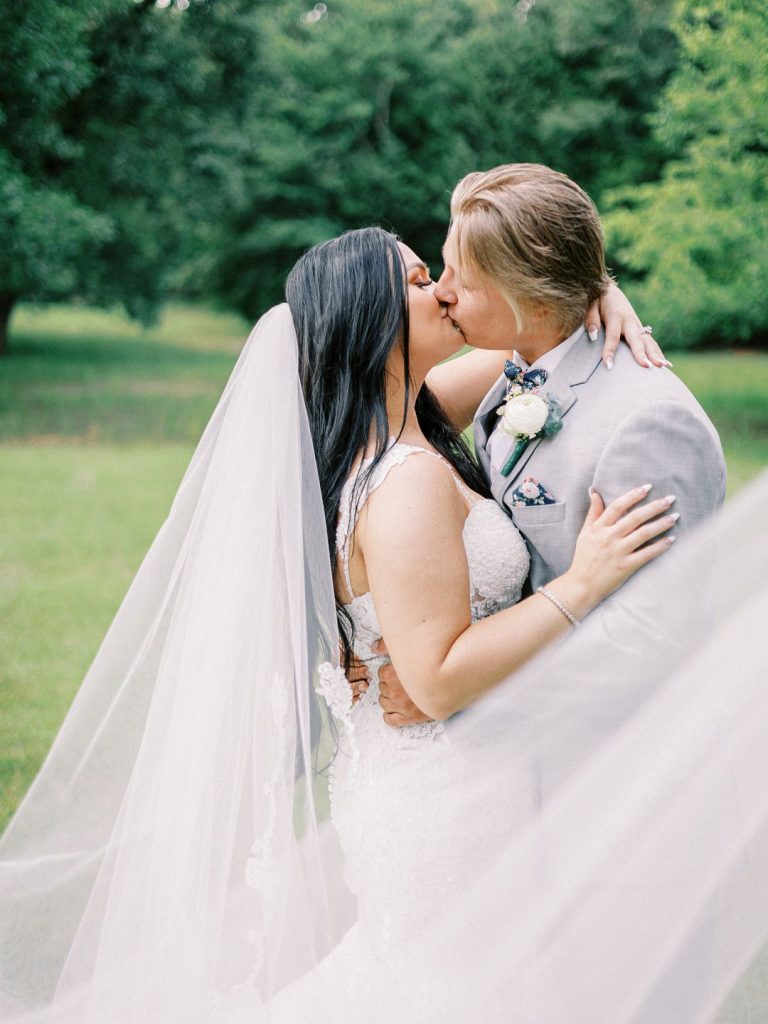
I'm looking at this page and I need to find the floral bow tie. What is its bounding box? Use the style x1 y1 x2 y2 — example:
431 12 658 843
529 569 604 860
504 361 548 392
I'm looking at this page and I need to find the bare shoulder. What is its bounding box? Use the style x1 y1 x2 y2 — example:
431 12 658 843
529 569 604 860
358 450 467 550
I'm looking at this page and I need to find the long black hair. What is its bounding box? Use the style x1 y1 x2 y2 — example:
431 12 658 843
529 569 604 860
285 226 490 666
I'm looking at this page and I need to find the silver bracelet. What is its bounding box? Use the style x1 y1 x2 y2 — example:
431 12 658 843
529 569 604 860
537 586 581 628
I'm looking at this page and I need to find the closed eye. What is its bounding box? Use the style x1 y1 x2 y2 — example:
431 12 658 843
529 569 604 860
416 280 434 289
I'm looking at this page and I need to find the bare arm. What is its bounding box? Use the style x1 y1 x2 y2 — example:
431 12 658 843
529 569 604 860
426 348 512 433
425 283 669 432
357 457 674 721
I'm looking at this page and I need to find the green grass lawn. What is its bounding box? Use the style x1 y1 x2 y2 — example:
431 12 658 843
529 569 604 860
1 303 767 831
0 303 248 444
671 349 768 493
1 303 250 829
0 444 190 825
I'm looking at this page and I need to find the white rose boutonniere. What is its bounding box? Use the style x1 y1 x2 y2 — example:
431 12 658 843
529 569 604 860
497 390 564 477
500 392 549 438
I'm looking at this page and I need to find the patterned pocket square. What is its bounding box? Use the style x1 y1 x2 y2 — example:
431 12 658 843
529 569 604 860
510 476 558 507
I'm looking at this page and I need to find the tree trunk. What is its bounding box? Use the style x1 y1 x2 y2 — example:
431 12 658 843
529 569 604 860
0 293 17 357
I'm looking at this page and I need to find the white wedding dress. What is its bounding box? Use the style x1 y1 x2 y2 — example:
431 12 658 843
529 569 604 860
216 439 534 1021
329 440 531 946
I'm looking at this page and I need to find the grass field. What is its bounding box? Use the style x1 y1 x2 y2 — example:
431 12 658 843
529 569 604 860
1 303 767 830
0 304 247 445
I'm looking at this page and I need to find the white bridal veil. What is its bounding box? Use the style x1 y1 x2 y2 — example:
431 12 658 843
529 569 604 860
391 470 768 1024
1 303 767 1023
0 306 345 1022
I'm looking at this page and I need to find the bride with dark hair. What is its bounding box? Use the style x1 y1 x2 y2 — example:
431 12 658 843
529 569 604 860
285 226 492 672
286 227 670 697
1 225 766 1024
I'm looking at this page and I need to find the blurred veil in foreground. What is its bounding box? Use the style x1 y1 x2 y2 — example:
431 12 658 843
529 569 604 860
0 303 767 1023
399 462 768 1024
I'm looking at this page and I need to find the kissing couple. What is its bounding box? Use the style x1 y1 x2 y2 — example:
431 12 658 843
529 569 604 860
0 164 741 1024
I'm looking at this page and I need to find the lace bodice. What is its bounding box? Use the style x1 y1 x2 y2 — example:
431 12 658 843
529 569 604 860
322 439 531 953
334 440 529 743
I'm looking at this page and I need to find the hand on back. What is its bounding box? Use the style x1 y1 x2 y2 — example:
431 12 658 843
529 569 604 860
346 641 431 726
564 485 678 613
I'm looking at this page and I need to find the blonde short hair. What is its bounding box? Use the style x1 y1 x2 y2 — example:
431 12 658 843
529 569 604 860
449 163 611 337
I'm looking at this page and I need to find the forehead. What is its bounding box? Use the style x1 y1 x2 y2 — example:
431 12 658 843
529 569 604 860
442 229 457 263
396 241 423 268
442 229 483 287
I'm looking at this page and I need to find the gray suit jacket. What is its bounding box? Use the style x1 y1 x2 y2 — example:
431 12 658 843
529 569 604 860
471 328 726 788
475 328 726 592
474 328 726 692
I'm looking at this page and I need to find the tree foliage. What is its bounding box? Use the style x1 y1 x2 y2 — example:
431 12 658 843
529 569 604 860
0 0 233 352
210 0 678 317
15 0 761 351
0 2 108 350
603 0 768 348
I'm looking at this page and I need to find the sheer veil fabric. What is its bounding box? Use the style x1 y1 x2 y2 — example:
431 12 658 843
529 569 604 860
386 470 768 1024
0 305 346 1022
1 302 767 1022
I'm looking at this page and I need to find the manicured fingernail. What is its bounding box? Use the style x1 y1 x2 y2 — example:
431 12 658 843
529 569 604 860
588 486 595 497
588 327 599 341
663 359 673 367
668 512 680 523
643 359 652 368
666 535 676 545
664 494 676 505
642 483 653 493
605 357 614 371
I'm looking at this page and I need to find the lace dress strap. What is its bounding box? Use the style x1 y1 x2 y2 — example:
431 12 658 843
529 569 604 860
336 440 471 600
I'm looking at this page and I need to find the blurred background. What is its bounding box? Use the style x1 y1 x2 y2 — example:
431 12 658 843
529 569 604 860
1 0 766 829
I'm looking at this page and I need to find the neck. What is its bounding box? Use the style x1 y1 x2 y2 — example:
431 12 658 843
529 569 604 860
513 312 567 365
383 361 425 441
514 329 569 366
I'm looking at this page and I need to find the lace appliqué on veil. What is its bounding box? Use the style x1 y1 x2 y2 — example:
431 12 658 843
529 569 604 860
242 674 289 974
316 661 354 723
211 675 291 1020
316 661 361 790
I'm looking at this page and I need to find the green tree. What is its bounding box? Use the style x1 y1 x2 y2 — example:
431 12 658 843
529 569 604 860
603 0 768 347
456 0 678 197
0 0 683 344
0 0 231 354
210 0 678 318
0 1 111 354
209 0 476 315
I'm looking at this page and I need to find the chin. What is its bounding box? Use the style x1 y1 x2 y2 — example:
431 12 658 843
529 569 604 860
467 336 510 351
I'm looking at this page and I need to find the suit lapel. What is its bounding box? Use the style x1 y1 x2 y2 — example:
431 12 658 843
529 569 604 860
551 327 605 389
498 331 603 496
473 374 507 478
